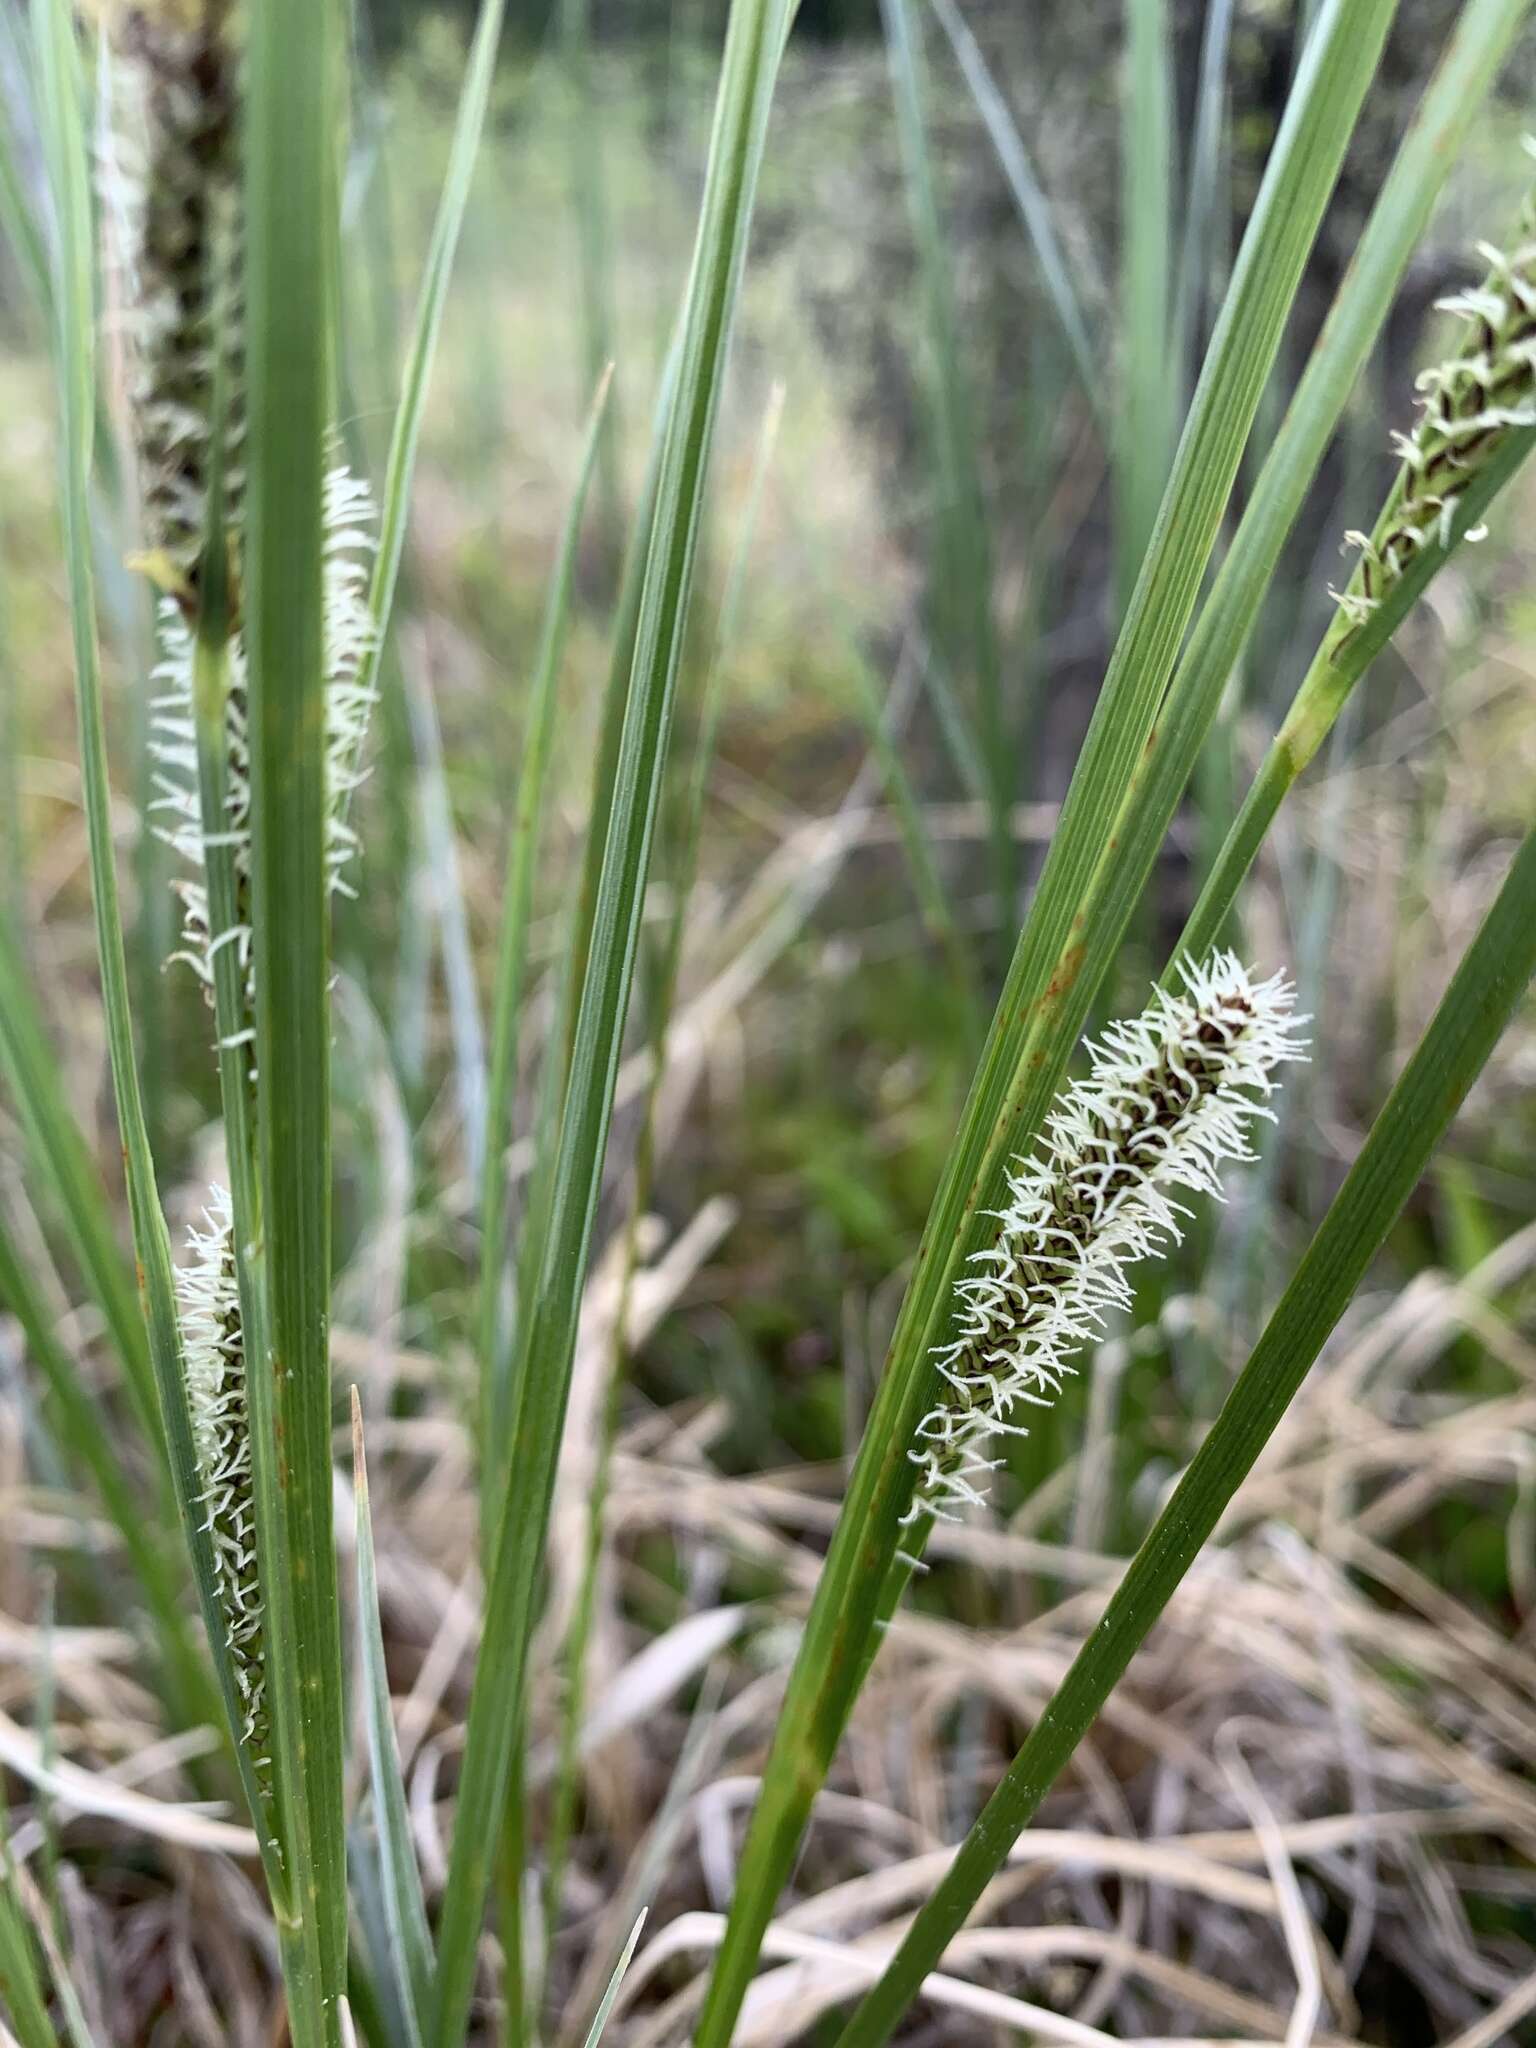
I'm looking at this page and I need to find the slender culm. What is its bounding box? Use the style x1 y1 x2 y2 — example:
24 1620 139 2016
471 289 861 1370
1333 175 1536 639
907 953 1307 1523
177 1186 269 1776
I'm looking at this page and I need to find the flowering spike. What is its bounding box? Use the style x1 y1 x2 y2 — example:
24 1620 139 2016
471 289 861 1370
177 1186 269 1774
147 459 378 991
1330 175 1536 637
906 952 1307 1524
104 0 244 593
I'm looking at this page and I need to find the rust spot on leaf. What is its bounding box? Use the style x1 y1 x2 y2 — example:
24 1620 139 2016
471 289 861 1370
1041 942 1086 1005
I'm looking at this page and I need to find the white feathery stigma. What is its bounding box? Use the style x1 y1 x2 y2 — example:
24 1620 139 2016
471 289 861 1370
177 1185 268 1769
1331 170 1536 638
148 460 379 995
906 952 1307 1526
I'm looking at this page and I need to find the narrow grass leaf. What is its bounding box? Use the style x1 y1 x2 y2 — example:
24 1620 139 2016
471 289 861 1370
480 365 615 1511
0 1812 54 2048
1117 0 1176 600
561 339 680 1081
881 0 1010 929
560 0 623 571
245 0 348 2030
928 0 1103 423
541 381 784 1957
430 3 795 2037
1041 0 1536 1107
1170 0 1235 386
1179 423 1536 966
580 1913 646 2048
351 1392 433 2046
357 0 508 736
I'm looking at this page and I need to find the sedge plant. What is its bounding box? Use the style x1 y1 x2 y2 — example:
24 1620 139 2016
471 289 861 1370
6 0 1536 2042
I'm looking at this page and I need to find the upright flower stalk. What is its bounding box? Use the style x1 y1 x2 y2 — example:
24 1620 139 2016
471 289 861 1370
907 953 1307 1525
103 0 376 1897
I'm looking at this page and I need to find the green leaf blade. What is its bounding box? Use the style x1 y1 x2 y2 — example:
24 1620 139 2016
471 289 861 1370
429 4 796 2038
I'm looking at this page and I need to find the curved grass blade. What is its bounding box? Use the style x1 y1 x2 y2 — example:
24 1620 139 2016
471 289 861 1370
832 819 1536 2048
864 0 1528 1932
560 337 681 1087
692 5 1396 2034
1181 313 1536 968
560 0 623 576
351 1392 433 2046
1132 0 1536 978
428 3 796 2037
1178 423 1536 969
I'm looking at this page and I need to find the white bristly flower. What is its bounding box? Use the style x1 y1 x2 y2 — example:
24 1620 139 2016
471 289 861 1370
1332 172 1536 638
148 460 379 996
177 1186 268 1771
105 15 378 1004
906 952 1307 1526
